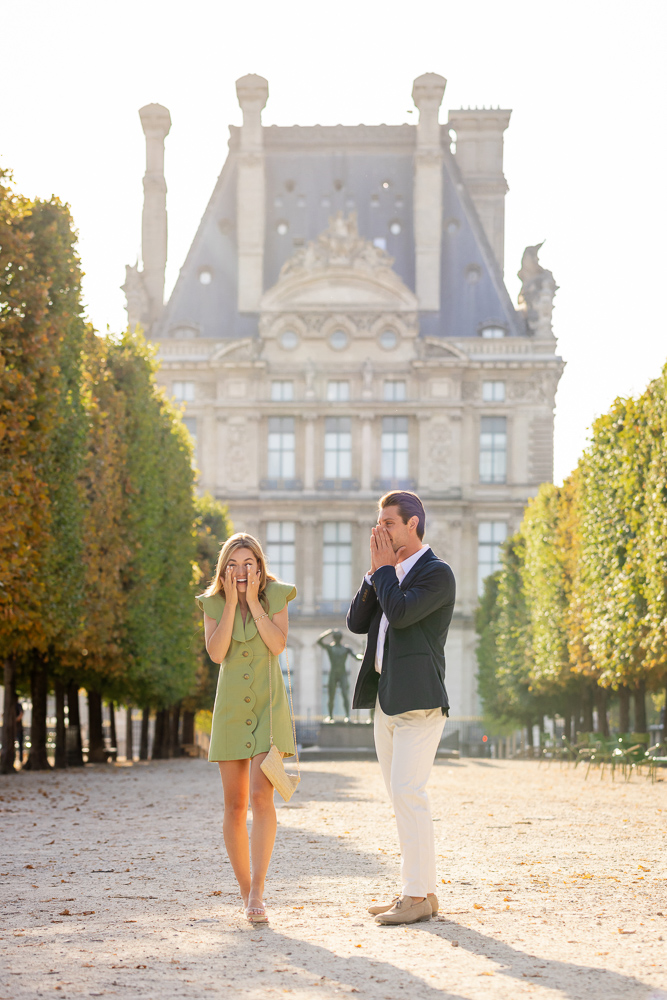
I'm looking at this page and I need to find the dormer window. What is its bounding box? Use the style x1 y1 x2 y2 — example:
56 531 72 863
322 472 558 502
199 268 212 285
276 220 289 235
481 326 505 339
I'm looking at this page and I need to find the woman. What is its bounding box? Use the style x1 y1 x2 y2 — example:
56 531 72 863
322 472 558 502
197 533 296 924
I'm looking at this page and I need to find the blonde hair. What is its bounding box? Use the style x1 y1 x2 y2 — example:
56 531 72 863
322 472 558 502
204 532 276 609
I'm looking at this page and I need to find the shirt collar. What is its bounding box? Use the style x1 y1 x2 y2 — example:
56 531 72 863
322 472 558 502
396 543 430 577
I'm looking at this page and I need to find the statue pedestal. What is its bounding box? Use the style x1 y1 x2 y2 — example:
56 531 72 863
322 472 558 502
317 720 375 750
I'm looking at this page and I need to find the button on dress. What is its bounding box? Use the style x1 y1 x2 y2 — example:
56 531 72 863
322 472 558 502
196 581 297 762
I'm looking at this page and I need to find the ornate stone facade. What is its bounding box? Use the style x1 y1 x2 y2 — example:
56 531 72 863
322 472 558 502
124 73 563 729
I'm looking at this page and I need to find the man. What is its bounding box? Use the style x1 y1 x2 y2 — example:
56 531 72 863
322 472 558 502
316 629 362 722
347 491 455 925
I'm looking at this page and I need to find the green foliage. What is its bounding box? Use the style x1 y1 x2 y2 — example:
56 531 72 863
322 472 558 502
477 365 667 733
1 167 206 734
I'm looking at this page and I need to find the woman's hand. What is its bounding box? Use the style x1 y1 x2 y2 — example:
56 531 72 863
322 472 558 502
246 565 261 611
222 565 239 606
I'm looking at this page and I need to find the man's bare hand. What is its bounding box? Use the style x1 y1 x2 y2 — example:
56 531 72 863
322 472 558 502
371 525 406 569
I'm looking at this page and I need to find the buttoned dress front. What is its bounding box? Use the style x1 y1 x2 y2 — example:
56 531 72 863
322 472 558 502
196 581 297 762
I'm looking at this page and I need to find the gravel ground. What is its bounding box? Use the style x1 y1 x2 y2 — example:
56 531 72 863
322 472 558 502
1 756 666 1000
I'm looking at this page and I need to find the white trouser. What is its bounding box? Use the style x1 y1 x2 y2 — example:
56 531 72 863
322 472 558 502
374 696 446 898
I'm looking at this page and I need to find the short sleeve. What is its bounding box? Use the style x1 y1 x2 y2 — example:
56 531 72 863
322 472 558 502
267 581 297 616
196 592 225 623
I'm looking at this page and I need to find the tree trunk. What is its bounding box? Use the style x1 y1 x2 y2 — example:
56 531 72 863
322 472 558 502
633 679 647 734
594 685 609 736
563 712 573 743
125 707 133 762
25 656 51 771
170 703 181 757
66 682 84 766
1 658 17 774
152 708 167 759
618 686 631 733
54 679 67 769
182 710 195 746
87 690 106 763
108 701 117 754
582 683 594 734
139 708 150 760
663 678 667 743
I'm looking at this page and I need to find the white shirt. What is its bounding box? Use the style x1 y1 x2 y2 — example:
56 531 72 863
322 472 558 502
365 544 430 674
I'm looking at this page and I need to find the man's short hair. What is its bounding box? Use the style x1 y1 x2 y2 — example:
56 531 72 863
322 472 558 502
378 490 425 540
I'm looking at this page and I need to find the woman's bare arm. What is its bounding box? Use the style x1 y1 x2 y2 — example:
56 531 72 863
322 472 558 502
204 600 236 663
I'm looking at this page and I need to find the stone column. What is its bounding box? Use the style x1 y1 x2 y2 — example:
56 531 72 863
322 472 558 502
300 518 317 615
360 414 374 491
139 104 171 326
303 415 316 491
200 406 217 494
412 73 446 311
235 74 268 313
447 109 512 272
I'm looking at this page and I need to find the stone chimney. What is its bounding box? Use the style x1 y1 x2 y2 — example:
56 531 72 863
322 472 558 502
235 74 269 313
447 108 511 272
412 73 447 312
138 103 171 327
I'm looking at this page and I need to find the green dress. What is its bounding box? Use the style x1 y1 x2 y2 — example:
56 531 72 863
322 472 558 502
196 581 297 762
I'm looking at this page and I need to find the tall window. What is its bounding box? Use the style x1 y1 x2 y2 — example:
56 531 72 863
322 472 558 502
327 380 350 402
384 380 406 401
381 417 409 480
482 380 505 402
173 381 195 401
324 417 352 478
266 522 295 582
271 380 294 401
183 417 197 444
479 416 507 484
322 523 352 600
268 417 295 479
478 522 508 593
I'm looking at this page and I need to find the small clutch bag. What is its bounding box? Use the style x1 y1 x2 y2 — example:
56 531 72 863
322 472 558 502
260 743 300 802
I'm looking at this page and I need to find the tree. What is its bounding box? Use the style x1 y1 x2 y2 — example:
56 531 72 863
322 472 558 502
0 172 87 770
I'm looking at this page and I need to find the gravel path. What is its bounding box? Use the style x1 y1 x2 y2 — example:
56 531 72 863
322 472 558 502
1 756 666 999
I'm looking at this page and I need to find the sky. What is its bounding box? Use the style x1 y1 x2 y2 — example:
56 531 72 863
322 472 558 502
3 0 666 484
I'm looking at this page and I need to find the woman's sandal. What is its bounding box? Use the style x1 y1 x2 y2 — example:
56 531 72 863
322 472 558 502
244 902 269 924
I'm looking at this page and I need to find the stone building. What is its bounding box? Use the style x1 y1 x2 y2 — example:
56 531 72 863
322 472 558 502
123 72 563 734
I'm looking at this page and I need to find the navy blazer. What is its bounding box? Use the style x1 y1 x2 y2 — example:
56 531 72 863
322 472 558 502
347 548 456 716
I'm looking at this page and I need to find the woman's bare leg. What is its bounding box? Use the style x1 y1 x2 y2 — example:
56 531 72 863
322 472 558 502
248 753 277 910
218 759 251 904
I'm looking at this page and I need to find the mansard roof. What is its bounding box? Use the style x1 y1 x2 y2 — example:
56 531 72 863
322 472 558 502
157 122 525 341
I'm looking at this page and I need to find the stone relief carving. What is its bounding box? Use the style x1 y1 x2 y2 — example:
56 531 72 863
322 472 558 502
279 211 396 280
517 243 558 337
426 420 452 486
225 420 251 486
508 375 558 405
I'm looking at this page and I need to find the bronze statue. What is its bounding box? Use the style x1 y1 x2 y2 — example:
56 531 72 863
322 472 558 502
317 629 362 722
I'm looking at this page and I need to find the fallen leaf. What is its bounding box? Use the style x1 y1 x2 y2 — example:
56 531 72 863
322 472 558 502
58 909 70 916
474 904 484 910
618 929 636 935
24 865 34 870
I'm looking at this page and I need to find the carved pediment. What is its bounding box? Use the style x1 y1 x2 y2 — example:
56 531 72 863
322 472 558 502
209 338 258 363
421 338 469 361
261 212 418 314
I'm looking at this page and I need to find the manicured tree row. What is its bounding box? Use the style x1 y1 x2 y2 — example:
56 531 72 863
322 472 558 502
477 367 667 741
0 171 204 772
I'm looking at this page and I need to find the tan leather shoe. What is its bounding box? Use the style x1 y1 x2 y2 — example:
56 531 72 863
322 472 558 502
368 893 438 916
375 895 432 925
